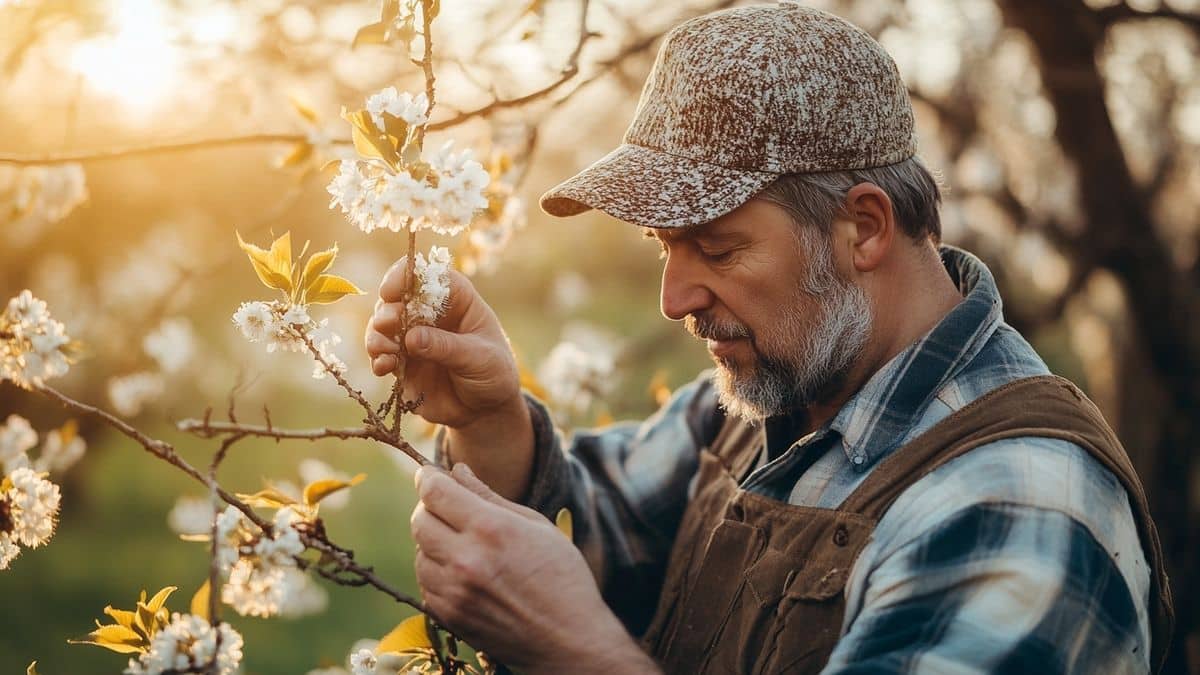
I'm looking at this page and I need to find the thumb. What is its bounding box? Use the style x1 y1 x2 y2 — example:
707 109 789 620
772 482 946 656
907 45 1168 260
406 326 489 375
450 463 538 520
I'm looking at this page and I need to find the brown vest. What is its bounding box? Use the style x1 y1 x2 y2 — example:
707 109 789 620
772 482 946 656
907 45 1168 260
640 375 1174 674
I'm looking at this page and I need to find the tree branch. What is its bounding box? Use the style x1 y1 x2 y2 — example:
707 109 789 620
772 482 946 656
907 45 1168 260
0 134 331 166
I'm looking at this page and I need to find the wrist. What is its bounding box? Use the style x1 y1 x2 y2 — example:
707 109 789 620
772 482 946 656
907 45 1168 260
526 617 659 675
443 395 534 501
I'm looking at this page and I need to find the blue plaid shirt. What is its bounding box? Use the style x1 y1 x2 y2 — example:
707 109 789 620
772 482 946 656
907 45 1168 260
514 247 1152 673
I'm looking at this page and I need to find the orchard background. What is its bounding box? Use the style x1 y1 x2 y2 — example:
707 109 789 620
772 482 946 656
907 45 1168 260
1 0 1198 672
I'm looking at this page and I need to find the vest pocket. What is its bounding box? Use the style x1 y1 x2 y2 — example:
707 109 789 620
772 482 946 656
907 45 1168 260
757 558 855 673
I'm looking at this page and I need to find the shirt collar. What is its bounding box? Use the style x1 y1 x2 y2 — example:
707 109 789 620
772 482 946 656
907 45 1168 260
825 245 1004 471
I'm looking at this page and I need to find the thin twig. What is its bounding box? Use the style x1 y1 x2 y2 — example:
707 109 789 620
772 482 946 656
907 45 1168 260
208 433 246 628
427 0 593 132
0 134 329 166
178 419 377 441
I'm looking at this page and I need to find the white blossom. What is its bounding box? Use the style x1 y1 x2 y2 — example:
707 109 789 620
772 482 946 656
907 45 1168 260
350 649 378 675
0 415 37 475
143 317 195 373
107 371 166 417
282 304 311 326
1 290 72 389
124 613 243 675
232 301 275 342
0 532 18 569
277 567 329 618
1 164 88 247
364 87 429 130
405 246 453 326
220 507 306 618
538 341 616 418
167 496 214 536
3 466 61 548
33 424 85 474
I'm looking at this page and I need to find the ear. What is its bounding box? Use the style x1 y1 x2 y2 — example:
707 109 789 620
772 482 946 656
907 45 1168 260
839 182 895 273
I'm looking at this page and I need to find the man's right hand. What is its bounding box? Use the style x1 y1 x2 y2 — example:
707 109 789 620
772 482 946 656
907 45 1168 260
364 257 534 500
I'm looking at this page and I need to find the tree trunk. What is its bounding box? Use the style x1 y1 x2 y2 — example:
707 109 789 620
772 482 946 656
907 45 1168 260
997 2 1198 672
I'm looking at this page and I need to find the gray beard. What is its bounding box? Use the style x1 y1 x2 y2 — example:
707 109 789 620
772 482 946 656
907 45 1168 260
713 277 873 421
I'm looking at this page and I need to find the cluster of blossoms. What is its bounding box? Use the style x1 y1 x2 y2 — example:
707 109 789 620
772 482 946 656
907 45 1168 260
0 290 71 389
349 648 420 675
0 414 85 476
538 340 617 420
214 505 308 618
406 246 453 325
125 613 244 675
327 87 490 236
232 301 345 378
0 467 62 569
0 163 88 247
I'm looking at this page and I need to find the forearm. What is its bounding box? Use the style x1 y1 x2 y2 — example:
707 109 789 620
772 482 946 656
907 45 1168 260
443 395 535 502
523 614 661 675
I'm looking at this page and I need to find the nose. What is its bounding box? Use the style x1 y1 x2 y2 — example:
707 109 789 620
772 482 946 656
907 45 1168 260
660 252 715 321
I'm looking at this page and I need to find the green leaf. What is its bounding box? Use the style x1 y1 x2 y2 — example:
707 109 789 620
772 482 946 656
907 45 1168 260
300 244 338 296
304 274 365 305
68 624 146 654
236 231 293 293
191 580 210 621
353 21 389 49
302 473 366 507
378 615 434 653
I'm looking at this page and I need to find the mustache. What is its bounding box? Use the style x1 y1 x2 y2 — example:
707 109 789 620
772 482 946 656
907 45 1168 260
685 314 751 341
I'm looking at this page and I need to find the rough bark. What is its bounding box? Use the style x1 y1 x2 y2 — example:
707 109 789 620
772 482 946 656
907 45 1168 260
997 1 1199 672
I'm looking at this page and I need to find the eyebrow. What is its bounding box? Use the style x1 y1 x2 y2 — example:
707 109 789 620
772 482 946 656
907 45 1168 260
642 223 745 245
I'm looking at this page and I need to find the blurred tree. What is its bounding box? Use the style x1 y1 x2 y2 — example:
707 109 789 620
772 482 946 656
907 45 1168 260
0 0 1197 672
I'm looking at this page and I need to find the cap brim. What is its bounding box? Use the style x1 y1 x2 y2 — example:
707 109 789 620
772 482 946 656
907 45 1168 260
539 143 778 228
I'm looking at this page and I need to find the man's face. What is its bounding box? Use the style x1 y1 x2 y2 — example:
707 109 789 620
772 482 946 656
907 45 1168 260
650 199 873 420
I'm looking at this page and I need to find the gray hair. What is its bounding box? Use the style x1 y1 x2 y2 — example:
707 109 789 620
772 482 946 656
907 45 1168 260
756 156 943 242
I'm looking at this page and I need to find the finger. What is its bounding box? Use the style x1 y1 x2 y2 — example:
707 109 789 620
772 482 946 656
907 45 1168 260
416 465 497 531
414 548 451 593
449 463 540 521
371 354 399 377
410 501 457 563
405 326 493 376
378 257 411 302
365 328 400 359
369 302 405 337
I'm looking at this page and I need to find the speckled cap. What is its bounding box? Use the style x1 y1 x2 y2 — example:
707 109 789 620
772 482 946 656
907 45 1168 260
539 2 917 228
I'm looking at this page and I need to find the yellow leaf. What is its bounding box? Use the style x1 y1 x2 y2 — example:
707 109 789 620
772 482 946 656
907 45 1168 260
1 475 12 493
594 409 614 426
191 580 210 621
289 94 320 124
555 508 573 540
304 274 365 305
27 661 38 675
648 370 672 408
352 20 389 49
268 231 293 288
341 107 400 167
300 244 338 297
302 473 366 507
236 231 292 293
102 606 137 630
236 487 299 510
517 360 548 401
277 142 313 169
178 533 212 543
144 586 176 615
68 624 146 654
377 615 434 653
58 418 79 445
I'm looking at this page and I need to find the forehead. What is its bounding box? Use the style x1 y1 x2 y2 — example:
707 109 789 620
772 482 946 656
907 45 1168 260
643 198 792 242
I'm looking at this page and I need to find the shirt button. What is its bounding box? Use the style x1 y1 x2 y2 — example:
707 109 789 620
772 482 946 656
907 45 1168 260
833 524 850 547
851 454 866 465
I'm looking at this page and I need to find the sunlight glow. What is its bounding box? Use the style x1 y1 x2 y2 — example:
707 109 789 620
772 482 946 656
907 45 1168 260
68 0 183 113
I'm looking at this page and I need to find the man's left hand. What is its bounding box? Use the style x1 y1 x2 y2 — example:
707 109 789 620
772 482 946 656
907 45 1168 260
410 463 659 675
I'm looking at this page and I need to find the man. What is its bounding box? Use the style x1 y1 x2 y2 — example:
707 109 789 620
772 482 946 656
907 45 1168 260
365 4 1173 673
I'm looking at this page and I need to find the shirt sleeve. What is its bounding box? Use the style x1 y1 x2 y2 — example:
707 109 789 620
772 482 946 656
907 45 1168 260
821 502 1147 674
438 370 723 636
